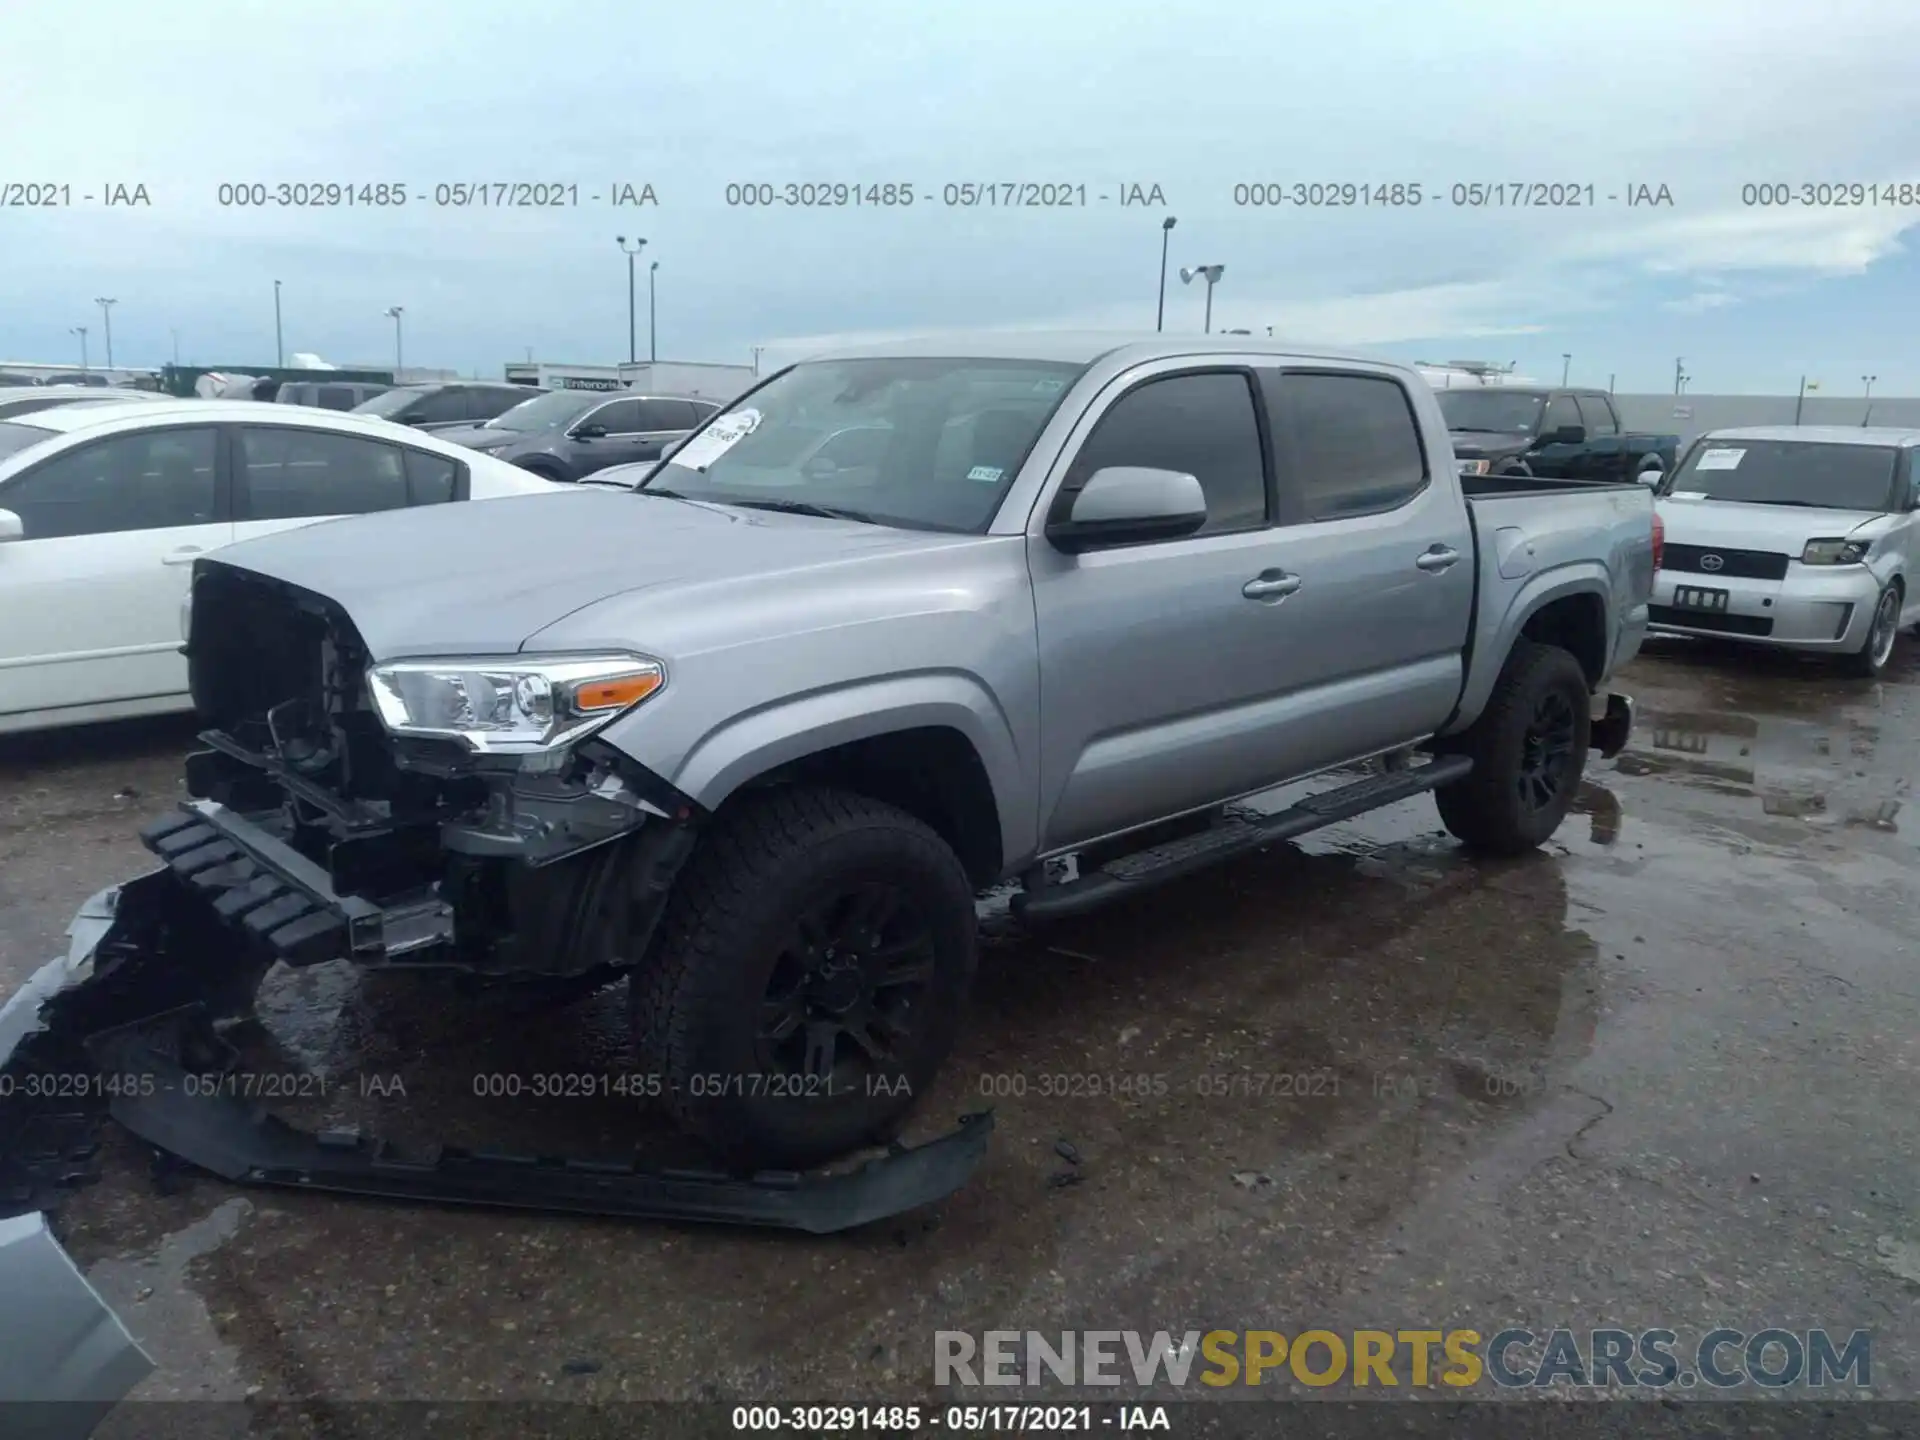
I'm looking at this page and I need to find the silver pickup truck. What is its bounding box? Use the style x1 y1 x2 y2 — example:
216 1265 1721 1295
121 335 1653 1173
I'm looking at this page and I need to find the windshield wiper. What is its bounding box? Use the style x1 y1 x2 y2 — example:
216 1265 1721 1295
727 498 878 524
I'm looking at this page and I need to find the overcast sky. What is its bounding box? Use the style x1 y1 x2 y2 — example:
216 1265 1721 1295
4 0 1918 393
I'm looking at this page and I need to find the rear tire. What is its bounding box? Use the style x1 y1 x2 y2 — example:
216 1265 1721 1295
1434 640 1591 855
632 786 977 1172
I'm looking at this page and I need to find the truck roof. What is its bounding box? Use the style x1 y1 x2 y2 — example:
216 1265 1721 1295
809 331 1417 374
1702 425 1920 447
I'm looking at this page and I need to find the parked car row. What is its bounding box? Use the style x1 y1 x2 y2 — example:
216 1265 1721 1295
0 399 563 733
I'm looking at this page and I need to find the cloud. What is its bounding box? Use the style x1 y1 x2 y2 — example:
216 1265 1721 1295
1557 204 1918 276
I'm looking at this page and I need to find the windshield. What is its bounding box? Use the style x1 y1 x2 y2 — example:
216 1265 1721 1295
1436 390 1546 434
483 389 602 431
0 420 55 461
1663 440 1899 511
643 357 1086 532
351 386 433 418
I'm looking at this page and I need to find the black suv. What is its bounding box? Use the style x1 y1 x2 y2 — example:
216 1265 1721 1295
350 382 535 432
434 388 720 481
276 380 392 411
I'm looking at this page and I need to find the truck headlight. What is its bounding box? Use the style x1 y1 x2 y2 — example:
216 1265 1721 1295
366 654 664 754
1801 538 1870 566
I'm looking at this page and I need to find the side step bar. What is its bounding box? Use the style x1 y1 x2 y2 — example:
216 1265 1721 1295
1013 755 1473 923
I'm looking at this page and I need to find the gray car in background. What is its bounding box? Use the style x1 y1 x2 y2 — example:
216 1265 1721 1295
432 387 720 481
350 381 534 432
275 379 391 411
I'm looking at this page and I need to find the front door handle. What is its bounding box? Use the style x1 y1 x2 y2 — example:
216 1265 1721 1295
161 546 205 566
1242 572 1302 600
1416 545 1461 573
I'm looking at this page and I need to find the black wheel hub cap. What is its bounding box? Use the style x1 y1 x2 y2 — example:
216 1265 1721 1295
1518 690 1577 814
756 882 936 1086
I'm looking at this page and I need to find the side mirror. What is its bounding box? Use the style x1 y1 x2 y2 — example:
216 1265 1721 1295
1636 456 1665 487
0 508 21 542
1548 424 1586 446
572 422 609 440
1046 466 1208 554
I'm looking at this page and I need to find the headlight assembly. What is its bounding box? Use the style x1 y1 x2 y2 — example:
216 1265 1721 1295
1801 538 1870 566
366 653 664 754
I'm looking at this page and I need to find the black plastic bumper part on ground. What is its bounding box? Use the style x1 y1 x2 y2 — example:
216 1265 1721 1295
1 865 993 1232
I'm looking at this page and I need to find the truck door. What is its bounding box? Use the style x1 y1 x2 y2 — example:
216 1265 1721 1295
1026 362 1469 853
1531 393 1586 478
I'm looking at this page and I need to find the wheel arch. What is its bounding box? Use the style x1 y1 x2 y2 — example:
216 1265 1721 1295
666 677 1025 887
1447 566 1613 734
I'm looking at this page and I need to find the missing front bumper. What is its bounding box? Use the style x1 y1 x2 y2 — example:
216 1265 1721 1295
0 871 993 1235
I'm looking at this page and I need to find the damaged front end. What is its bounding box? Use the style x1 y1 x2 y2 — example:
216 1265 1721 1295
0 561 990 1237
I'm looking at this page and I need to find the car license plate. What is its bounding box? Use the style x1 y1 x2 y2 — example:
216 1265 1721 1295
1672 586 1730 612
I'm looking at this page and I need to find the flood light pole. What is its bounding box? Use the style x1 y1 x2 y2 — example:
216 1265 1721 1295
617 236 647 363
1180 263 1225 333
1155 216 1177 331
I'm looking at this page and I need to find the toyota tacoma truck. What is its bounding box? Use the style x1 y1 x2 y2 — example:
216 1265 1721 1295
46 336 1655 1178
1440 385 1678 483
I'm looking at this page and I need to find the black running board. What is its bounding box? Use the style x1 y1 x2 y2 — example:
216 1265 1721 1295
85 1007 993 1234
1013 756 1474 922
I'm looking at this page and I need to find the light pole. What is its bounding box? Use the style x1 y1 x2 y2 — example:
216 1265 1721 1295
1673 357 1688 395
1794 375 1820 425
649 260 659 363
1560 353 1571 385
1179 264 1225 333
616 236 647 363
1155 216 1177 332
1863 374 1878 426
384 306 404 371
94 298 117 369
273 280 284 367
71 326 89 371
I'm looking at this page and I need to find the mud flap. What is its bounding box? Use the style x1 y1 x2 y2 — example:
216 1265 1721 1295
2 872 993 1234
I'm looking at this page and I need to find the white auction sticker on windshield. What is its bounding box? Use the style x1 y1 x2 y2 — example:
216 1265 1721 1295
966 465 1003 482
673 408 761 470
1695 447 1746 470
1668 490 1708 500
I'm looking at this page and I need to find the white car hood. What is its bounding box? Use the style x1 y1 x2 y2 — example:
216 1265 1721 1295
1656 496 1886 551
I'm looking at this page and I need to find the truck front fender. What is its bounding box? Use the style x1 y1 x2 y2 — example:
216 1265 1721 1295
666 672 1033 869
1445 563 1617 735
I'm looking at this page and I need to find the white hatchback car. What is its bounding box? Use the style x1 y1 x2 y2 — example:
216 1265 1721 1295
0 400 563 735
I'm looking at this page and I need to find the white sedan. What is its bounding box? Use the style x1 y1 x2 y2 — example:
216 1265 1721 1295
0 399 564 735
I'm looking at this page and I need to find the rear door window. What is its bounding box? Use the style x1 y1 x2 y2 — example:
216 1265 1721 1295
409 388 470 425
633 399 696 431
236 427 409 519
403 448 461 505
1264 371 1428 520
1576 394 1618 435
316 386 358 411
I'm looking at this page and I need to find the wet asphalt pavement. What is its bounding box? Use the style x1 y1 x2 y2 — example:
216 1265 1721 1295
1 635 1917 1418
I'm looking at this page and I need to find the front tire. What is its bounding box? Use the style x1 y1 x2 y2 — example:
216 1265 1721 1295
1843 582 1902 678
1435 640 1591 855
633 786 977 1171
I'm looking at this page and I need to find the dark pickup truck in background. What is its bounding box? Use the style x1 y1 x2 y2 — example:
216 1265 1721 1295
1440 386 1678 483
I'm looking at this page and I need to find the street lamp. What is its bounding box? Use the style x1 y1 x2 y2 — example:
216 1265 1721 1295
384 306 404 372
94 298 117 370
1673 357 1689 395
273 280 284 368
1155 216 1177 332
1560 352 1571 385
1863 374 1878 426
649 260 659 363
1179 264 1225 333
71 325 89 372
617 236 648 364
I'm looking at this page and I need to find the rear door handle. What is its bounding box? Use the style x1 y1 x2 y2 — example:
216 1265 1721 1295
1242 572 1302 600
1416 545 1461 573
161 547 204 566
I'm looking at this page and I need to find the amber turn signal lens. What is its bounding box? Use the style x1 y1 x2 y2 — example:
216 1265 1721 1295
569 671 663 712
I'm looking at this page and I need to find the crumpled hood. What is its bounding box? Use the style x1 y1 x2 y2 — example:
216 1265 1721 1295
202 489 969 658
1655 496 1888 553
